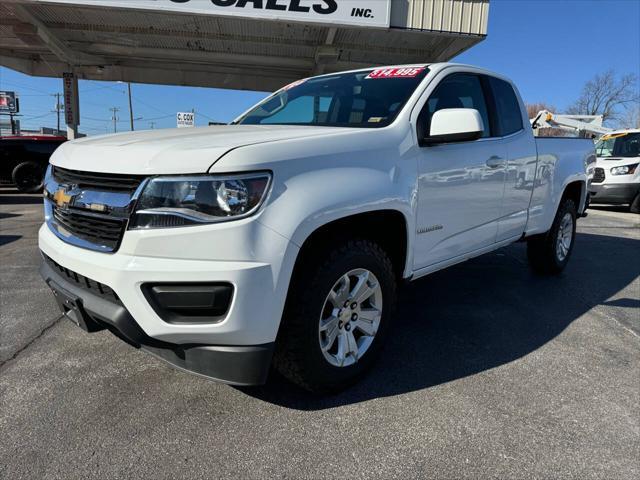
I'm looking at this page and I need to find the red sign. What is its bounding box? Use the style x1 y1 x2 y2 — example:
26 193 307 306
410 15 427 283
366 67 425 79
0 91 17 113
281 78 307 91
63 73 74 124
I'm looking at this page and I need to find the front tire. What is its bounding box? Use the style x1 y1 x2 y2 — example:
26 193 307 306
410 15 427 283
527 198 577 275
274 239 397 393
12 161 45 193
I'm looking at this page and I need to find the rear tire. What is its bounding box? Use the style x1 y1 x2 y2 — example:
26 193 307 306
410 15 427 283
12 161 45 193
527 198 577 275
274 239 397 393
630 192 640 214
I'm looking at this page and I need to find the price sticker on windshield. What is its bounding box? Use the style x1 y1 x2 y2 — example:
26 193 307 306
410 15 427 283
366 67 425 79
281 78 307 91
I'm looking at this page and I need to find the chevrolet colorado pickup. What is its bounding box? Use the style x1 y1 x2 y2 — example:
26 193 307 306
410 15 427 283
40 64 594 392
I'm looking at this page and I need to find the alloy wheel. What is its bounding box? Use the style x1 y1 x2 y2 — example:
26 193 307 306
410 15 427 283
318 268 383 367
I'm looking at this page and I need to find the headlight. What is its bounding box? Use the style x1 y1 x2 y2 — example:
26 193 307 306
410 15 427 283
130 172 271 229
610 164 638 176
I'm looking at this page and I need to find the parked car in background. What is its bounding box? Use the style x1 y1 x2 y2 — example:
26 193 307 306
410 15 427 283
589 130 640 213
39 63 593 392
0 135 67 192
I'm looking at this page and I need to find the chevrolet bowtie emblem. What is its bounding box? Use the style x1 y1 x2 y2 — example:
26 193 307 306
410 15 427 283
53 188 72 208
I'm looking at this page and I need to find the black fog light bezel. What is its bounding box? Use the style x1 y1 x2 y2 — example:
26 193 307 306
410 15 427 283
141 283 234 325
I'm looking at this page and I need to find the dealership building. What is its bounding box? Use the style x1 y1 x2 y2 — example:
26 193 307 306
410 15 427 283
1 0 489 136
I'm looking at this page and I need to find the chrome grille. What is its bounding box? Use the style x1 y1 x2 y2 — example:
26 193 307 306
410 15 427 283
592 167 605 184
53 166 145 193
53 207 126 251
46 167 147 252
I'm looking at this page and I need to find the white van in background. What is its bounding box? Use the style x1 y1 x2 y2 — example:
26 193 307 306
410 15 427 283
590 130 640 213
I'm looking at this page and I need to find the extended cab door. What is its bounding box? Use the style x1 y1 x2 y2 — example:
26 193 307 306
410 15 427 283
413 72 507 270
486 76 538 242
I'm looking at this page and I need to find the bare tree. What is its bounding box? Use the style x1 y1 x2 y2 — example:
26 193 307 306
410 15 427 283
567 70 639 125
526 102 557 119
525 102 570 137
620 104 640 129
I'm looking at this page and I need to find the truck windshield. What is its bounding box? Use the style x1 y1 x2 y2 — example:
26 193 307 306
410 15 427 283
595 132 640 158
235 67 429 128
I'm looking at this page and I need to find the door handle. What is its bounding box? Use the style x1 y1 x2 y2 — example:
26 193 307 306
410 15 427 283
486 156 505 169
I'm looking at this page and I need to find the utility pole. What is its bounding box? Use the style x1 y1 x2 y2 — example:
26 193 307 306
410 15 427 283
109 107 120 133
127 83 134 131
51 93 62 134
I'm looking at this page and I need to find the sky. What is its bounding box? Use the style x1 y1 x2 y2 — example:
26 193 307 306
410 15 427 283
1 0 639 135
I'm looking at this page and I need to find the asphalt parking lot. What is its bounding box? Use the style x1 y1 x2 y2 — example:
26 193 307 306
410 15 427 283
1 187 638 479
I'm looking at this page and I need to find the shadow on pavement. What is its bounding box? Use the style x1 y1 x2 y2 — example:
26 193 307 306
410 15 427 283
0 190 43 205
602 298 640 309
238 232 640 410
0 235 22 246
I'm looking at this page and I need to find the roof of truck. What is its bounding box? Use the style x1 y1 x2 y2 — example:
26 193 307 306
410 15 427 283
309 63 510 83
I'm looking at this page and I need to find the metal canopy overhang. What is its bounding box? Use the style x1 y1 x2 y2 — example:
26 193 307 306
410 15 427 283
0 0 489 91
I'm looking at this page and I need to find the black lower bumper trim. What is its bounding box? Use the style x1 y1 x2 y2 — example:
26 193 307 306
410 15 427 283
40 258 274 385
589 182 639 204
143 344 275 386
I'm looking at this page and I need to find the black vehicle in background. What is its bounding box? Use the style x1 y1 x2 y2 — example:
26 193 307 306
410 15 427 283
0 135 66 192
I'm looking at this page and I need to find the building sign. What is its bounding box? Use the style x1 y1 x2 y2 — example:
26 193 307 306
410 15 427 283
35 0 392 28
0 91 18 114
177 112 195 128
63 72 80 126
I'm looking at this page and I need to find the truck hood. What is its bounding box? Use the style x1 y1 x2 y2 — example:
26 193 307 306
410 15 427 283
50 125 348 175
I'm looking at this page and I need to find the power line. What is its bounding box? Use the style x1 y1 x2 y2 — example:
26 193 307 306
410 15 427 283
80 84 126 94
20 112 56 121
0 81 54 95
83 116 112 122
128 92 172 116
193 110 219 122
143 114 174 121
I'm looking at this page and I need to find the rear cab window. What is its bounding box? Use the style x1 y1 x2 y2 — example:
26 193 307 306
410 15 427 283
487 77 524 137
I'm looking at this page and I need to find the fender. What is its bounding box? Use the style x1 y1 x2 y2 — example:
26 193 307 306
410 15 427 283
525 145 590 236
211 127 419 277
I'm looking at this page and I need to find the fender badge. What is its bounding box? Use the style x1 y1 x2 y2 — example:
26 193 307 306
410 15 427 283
418 225 444 234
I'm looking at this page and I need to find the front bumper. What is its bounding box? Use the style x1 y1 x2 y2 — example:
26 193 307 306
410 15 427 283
41 258 273 385
38 216 299 385
589 182 639 204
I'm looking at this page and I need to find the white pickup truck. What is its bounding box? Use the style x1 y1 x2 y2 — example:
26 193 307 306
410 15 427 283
40 63 594 392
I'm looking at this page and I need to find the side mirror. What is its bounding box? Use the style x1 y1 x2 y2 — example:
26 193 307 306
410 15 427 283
423 108 484 146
